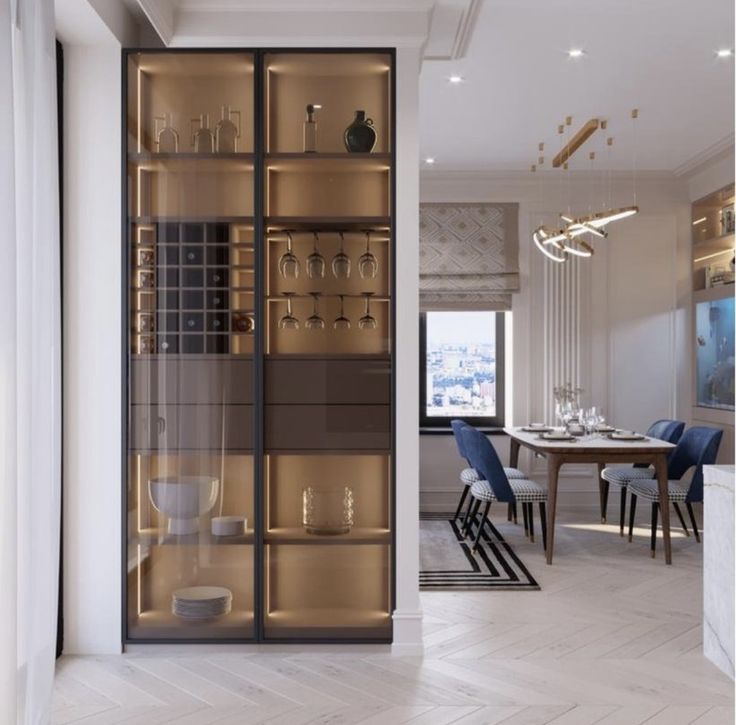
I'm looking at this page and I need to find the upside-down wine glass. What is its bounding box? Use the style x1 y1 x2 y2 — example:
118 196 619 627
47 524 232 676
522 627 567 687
358 292 377 330
358 230 378 279
331 232 351 279
306 231 326 279
305 292 325 330
278 292 299 330
333 294 351 330
278 232 300 279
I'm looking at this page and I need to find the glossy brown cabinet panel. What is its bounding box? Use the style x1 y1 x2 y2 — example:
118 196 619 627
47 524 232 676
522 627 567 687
265 404 390 450
130 404 253 451
131 358 253 404
265 359 389 405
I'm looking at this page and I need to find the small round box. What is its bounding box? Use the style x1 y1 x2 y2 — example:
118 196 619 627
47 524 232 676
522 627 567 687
211 516 247 537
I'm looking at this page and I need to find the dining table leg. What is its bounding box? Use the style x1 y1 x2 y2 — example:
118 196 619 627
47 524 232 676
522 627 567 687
509 438 521 524
545 453 561 565
653 452 672 565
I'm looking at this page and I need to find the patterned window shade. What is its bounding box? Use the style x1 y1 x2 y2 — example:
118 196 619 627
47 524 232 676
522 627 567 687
419 202 520 311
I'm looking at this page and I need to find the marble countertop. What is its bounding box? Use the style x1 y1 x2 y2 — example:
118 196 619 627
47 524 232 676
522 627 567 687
704 465 735 492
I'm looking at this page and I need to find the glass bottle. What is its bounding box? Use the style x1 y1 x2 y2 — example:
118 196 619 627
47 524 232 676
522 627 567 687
154 113 179 153
215 105 240 153
191 114 215 153
303 103 321 153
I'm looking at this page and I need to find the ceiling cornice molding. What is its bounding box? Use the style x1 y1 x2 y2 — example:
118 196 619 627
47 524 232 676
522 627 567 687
424 0 481 60
673 133 735 178
421 169 678 182
140 0 434 47
136 0 174 45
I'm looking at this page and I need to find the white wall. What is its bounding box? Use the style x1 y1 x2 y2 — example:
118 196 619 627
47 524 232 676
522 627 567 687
419 171 693 510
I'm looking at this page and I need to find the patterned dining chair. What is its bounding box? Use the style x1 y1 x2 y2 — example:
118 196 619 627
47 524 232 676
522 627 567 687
627 426 722 557
461 426 548 552
600 419 685 536
450 419 525 525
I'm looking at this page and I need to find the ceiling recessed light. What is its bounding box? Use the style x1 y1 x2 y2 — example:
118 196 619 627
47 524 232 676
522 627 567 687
425 157 436 165
448 74 464 84
716 48 733 58
568 48 585 58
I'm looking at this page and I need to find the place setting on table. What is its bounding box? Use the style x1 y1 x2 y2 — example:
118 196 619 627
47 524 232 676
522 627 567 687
507 390 679 566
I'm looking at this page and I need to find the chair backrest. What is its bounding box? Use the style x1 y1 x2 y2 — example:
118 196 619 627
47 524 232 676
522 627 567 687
666 426 723 502
450 419 472 465
461 426 515 503
633 419 685 468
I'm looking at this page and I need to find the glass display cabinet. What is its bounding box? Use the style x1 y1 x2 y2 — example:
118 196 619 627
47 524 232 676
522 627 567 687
124 49 394 643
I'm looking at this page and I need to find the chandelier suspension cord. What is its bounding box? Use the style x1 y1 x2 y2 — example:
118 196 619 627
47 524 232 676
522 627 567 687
631 108 638 207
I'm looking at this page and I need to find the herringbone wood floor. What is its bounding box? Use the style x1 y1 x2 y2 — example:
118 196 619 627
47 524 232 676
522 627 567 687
53 510 734 725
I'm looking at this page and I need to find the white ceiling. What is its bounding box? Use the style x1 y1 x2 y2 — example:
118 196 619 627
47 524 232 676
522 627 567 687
419 0 735 172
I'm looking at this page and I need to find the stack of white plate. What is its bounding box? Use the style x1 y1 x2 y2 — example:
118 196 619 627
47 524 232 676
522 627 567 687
172 586 232 619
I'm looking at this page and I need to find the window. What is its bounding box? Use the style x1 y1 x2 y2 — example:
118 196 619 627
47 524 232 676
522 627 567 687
420 311 505 429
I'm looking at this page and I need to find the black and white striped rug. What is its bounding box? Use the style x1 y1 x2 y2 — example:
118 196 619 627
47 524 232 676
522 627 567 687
419 513 540 590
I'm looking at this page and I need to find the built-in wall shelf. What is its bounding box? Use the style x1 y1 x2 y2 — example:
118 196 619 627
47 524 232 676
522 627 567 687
265 528 390 545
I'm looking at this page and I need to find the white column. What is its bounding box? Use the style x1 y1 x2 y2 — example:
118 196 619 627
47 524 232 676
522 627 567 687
63 44 123 654
392 45 423 655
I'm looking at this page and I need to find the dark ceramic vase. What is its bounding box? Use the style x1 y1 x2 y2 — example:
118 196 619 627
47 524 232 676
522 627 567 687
344 110 377 153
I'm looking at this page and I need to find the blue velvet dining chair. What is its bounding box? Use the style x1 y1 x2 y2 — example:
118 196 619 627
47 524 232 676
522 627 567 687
626 426 722 557
600 419 685 536
460 426 548 552
450 419 524 524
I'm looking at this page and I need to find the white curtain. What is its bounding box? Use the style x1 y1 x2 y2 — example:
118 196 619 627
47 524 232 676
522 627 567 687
0 0 62 723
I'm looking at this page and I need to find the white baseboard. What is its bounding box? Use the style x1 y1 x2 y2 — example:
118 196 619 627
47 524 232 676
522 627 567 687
391 609 424 656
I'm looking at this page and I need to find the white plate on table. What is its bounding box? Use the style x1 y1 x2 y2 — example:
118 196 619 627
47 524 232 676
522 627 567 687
608 431 647 441
596 425 616 433
522 424 552 433
539 432 576 441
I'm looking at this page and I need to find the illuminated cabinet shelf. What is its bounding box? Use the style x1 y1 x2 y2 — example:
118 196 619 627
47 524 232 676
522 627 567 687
124 49 395 644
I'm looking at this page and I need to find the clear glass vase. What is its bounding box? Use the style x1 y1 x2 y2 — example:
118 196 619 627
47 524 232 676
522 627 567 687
302 485 354 535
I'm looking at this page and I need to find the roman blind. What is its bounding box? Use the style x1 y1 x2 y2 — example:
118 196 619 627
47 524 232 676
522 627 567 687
419 202 520 311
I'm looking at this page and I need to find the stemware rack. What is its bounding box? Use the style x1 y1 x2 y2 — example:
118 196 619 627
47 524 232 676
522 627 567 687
124 49 395 644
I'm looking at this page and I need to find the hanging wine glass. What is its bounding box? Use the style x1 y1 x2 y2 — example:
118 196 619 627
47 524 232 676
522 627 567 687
305 292 325 330
331 231 351 279
278 232 300 279
278 292 299 329
333 294 351 330
306 231 326 279
358 230 378 279
358 292 377 330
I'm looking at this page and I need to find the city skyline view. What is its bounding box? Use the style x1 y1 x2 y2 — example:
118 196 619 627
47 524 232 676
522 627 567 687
425 311 497 418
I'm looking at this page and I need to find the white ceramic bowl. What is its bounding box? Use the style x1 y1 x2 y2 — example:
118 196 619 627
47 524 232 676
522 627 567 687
148 475 219 534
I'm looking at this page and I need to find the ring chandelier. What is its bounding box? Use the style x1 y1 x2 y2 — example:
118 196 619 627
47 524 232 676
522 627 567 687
531 111 640 263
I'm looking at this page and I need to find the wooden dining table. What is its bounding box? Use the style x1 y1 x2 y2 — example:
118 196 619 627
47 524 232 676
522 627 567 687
505 428 677 565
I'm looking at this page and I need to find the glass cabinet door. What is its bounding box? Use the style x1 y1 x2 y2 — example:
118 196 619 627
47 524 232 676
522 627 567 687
262 52 393 640
125 52 256 640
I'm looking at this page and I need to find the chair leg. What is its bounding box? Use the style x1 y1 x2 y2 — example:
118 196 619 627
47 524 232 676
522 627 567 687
521 500 529 536
461 493 475 529
526 502 535 543
672 502 690 537
686 502 701 543
463 499 480 537
619 486 627 537
454 485 470 522
507 502 512 522
599 478 610 524
539 502 547 551
472 502 491 552
512 501 518 524
628 493 637 542
650 502 659 558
